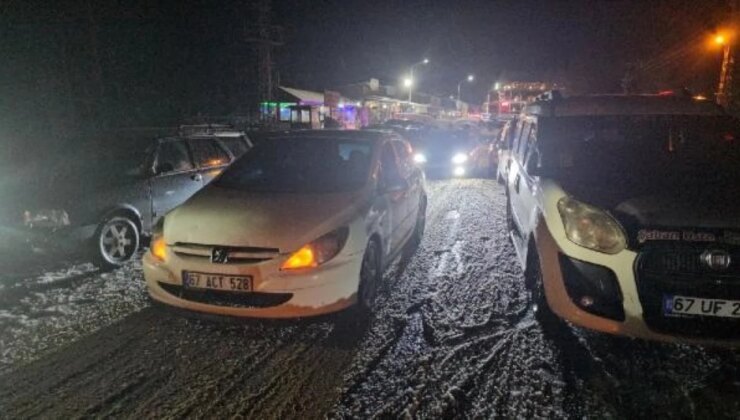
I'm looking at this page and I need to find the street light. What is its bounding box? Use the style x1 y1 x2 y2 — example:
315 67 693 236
403 77 413 88
457 74 475 102
713 32 732 107
408 58 429 102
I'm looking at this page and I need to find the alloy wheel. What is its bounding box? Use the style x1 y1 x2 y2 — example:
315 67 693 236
98 217 139 266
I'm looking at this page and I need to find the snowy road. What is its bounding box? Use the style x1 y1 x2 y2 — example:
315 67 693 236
2 179 740 418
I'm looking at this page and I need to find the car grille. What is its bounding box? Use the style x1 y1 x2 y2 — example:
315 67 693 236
635 244 740 339
640 246 740 278
172 242 279 264
159 283 292 308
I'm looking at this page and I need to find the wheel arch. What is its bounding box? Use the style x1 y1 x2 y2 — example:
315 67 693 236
100 204 143 234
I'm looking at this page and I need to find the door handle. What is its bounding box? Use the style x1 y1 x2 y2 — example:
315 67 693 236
191 173 203 182
514 174 521 193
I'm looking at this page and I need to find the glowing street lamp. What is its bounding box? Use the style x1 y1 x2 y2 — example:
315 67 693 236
457 74 475 102
408 58 429 102
403 77 413 88
714 32 732 107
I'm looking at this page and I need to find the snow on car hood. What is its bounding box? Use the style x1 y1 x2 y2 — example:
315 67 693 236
163 185 368 252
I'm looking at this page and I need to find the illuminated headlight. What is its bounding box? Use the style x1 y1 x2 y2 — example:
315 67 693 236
451 153 468 164
150 217 167 261
23 209 70 228
557 197 626 254
453 166 466 177
281 227 349 270
413 153 427 163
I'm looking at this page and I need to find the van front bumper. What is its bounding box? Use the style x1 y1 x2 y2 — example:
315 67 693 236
535 223 740 347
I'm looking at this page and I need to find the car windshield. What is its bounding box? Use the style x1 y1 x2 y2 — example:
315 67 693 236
541 115 740 188
413 130 478 152
214 137 373 193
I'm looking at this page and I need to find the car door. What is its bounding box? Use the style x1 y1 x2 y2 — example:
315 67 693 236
507 119 532 236
392 138 421 236
188 138 233 184
150 138 203 223
516 121 540 241
378 140 409 254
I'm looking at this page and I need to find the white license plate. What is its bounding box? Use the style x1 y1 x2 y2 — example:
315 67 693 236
183 271 253 292
663 295 740 318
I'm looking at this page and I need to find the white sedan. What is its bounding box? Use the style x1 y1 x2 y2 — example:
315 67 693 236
143 130 427 318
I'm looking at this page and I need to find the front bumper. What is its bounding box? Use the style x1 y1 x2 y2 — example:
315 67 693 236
535 222 740 346
143 248 363 319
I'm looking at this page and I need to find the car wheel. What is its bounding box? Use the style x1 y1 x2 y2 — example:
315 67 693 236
357 239 381 312
506 192 515 234
411 197 427 246
94 216 140 269
526 248 561 329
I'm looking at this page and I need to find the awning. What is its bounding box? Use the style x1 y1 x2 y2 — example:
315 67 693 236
279 86 324 104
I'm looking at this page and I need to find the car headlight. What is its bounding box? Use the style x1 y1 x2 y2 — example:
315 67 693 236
23 209 70 228
413 153 427 163
281 227 349 270
451 153 468 164
150 217 167 261
557 197 626 254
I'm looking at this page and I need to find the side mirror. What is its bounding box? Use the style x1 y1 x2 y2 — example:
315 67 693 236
155 162 175 175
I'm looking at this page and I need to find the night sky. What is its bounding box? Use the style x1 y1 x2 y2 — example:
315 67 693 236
0 0 732 158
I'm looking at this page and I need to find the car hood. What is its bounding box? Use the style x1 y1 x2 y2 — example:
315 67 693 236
560 180 740 247
164 186 368 252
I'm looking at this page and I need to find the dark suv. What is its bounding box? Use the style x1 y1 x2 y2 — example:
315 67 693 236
9 127 252 268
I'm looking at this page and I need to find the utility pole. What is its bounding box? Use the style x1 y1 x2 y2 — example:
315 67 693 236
245 0 283 109
717 0 738 109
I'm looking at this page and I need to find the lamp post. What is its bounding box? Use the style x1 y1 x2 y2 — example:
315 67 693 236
408 58 429 102
715 33 733 108
457 74 475 103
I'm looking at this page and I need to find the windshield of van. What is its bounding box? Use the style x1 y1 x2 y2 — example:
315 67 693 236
214 137 373 193
541 115 740 188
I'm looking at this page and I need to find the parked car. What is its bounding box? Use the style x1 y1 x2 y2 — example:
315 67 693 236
143 129 427 318
19 127 252 268
496 119 517 184
410 129 479 177
505 92 740 345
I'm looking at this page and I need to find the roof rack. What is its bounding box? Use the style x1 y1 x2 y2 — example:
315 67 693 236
178 124 238 136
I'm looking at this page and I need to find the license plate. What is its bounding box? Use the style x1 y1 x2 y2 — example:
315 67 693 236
183 271 253 292
663 295 740 318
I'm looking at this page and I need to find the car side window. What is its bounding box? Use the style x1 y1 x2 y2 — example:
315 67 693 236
190 139 231 168
505 121 516 149
523 123 538 169
156 140 194 173
391 139 413 177
219 137 249 158
517 121 532 162
380 142 402 184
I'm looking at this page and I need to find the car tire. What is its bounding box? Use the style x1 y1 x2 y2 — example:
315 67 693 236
93 216 140 269
356 239 382 313
525 248 561 330
506 192 515 235
411 196 427 247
